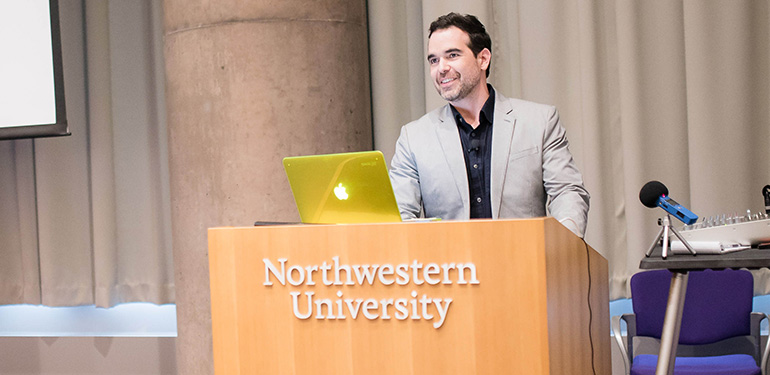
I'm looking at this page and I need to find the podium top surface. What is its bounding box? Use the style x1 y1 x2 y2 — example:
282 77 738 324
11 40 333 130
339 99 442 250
234 217 553 230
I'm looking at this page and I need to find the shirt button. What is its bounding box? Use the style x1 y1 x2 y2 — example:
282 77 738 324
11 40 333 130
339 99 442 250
476 197 482 203
473 164 478 169
471 132 476 137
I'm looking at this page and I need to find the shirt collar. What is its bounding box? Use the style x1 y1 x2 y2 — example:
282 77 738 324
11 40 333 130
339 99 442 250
450 84 496 126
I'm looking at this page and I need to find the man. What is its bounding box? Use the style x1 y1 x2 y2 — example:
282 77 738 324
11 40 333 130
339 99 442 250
389 12 590 237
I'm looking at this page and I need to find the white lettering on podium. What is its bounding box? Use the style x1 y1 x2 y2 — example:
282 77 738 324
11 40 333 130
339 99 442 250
264 258 479 286
290 291 312 319
289 290 454 329
263 258 287 286
332 256 353 286
264 256 477 329
456 263 480 285
378 264 395 285
424 263 440 285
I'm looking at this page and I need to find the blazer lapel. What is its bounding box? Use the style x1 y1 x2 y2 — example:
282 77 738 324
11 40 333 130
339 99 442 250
434 106 469 214
490 94 516 219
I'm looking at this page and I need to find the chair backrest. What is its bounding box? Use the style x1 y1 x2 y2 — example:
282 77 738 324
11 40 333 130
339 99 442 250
631 269 753 345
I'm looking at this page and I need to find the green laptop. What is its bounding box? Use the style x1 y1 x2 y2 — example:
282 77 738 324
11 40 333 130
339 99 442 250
282 151 402 224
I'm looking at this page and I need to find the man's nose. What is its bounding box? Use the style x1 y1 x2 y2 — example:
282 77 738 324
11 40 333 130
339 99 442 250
438 59 450 73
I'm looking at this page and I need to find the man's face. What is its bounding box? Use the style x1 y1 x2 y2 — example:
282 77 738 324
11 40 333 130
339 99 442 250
427 26 489 103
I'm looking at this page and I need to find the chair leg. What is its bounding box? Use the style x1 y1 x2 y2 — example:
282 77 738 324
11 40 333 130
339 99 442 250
612 316 631 375
762 325 770 375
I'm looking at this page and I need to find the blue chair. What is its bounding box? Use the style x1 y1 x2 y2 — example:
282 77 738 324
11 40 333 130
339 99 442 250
611 269 770 375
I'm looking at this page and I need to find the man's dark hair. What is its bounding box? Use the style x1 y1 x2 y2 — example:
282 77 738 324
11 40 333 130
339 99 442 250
429 13 492 77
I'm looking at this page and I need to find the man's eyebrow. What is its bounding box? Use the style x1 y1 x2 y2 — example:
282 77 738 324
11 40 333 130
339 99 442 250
427 48 464 61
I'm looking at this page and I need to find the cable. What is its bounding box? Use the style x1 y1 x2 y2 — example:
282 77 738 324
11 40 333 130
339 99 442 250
584 241 597 375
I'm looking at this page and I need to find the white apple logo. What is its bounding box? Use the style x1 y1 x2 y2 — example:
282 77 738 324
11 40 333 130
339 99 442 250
333 183 349 200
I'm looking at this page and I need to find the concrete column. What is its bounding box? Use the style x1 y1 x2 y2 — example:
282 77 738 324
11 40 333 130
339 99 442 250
162 1 372 373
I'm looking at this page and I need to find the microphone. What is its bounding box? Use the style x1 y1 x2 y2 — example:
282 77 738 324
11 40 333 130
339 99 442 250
639 181 698 225
763 185 770 215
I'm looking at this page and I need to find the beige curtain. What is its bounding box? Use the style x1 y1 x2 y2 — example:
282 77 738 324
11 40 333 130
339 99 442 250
0 0 173 307
369 0 770 299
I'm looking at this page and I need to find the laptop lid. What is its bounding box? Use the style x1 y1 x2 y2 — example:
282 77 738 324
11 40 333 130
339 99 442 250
283 151 402 224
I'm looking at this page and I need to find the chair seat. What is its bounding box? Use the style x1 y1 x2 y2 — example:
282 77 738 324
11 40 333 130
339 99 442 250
631 354 760 375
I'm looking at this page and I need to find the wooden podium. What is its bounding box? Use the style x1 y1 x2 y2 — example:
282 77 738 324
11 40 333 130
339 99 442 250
208 218 610 374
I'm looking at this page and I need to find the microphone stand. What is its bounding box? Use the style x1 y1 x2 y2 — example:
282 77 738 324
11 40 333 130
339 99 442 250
645 214 696 259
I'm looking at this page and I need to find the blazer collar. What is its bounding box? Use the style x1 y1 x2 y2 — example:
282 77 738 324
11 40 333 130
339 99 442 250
435 105 470 216
490 92 516 219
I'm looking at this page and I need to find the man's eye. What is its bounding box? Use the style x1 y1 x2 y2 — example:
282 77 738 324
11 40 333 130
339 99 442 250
448 53 458 58
428 58 438 64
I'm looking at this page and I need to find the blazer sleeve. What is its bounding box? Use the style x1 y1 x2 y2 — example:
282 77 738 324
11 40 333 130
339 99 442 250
541 106 590 237
389 125 422 220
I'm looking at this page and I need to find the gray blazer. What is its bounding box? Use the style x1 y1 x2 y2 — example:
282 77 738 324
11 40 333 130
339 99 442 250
389 92 590 237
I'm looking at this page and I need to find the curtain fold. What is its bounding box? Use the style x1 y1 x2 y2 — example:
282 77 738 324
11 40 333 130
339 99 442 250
0 140 40 305
369 0 770 299
0 0 173 308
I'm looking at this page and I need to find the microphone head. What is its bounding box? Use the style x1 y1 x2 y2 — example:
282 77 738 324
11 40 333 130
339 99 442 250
640 180 669 208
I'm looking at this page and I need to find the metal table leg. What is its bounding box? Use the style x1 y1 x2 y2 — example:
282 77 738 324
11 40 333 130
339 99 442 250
655 270 689 375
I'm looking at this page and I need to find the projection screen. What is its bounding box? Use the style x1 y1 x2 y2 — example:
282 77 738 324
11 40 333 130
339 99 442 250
0 0 68 140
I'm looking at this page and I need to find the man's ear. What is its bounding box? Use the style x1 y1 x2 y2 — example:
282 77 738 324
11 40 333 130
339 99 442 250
477 48 491 70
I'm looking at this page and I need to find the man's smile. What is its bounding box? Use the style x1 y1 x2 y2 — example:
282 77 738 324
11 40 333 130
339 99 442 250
440 76 458 86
